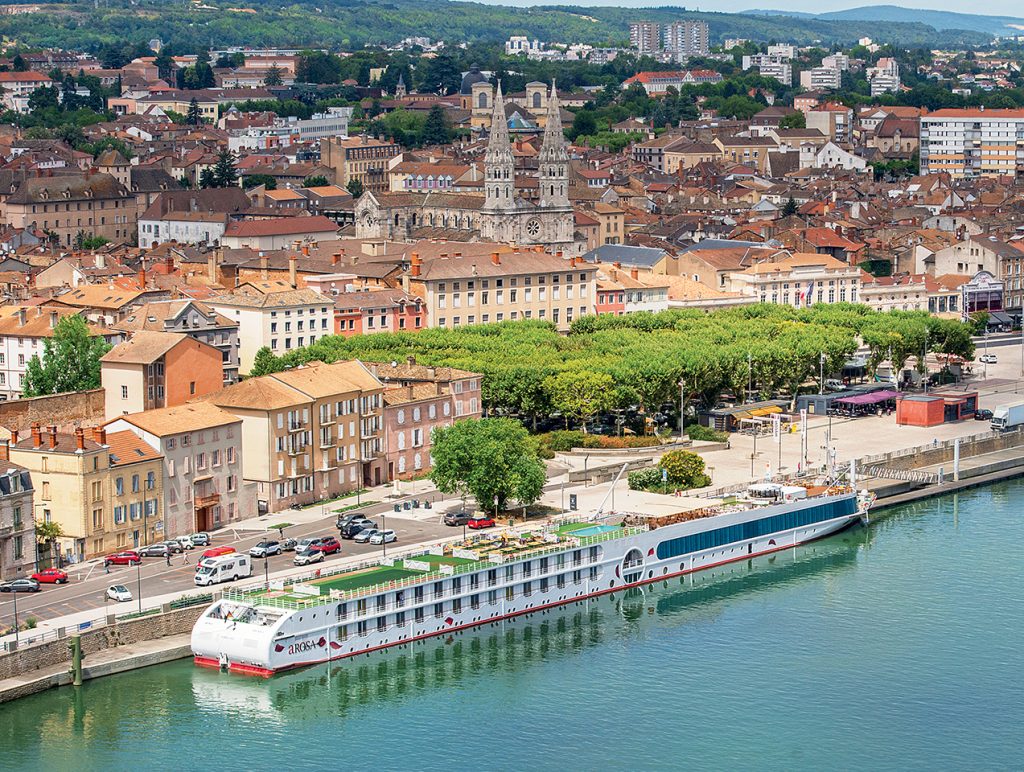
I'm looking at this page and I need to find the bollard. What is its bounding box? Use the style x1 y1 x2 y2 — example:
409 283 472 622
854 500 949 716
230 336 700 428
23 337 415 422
67 634 84 687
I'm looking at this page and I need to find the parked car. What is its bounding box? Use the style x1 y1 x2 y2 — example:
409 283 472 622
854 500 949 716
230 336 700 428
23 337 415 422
281 538 298 552
161 541 183 554
311 536 341 555
444 512 472 527
369 529 397 545
137 544 170 558
341 520 377 539
175 536 195 550
353 528 379 544
30 568 68 584
293 547 324 566
975 408 994 421
980 354 998 364
104 551 141 567
294 537 319 552
467 516 496 530
825 379 845 391
249 540 282 558
190 532 211 547
106 584 133 602
336 513 367 530
0 578 40 593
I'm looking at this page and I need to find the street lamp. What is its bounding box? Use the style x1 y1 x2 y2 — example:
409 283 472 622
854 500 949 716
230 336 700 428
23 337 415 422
264 555 270 587
135 559 142 615
819 352 826 395
923 330 929 394
381 511 387 558
678 377 686 437
747 352 753 402
9 575 19 647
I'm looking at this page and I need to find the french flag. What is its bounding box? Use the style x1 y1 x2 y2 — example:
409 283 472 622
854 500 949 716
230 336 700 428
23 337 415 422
803 281 815 307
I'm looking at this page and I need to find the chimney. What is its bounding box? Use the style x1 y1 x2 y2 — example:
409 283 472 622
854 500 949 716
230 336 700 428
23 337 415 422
613 261 622 269
260 251 269 280
74 427 85 452
17 308 26 327
31 422 41 449
570 256 577 268
208 249 218 284
48 425 57 450
289 254 298 288
0 439 7 462
630 267 639 280
49 311 58 329
411 261 421 278
491 252 500 266
164 254 174 274
10 430 18 445
91 426 107 446
406 355 416 366
137 267 146 288
332 252 341 266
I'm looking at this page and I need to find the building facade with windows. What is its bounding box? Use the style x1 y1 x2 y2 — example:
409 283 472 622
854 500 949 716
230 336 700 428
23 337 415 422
919 109 1024 178
0 441 34 580
210 360 385 513
728 253 862 306
105 402 252 537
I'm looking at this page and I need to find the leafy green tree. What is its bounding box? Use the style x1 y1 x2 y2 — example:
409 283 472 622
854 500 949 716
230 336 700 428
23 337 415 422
154 49 175 83
302 175 329 188
212 149 238 188
21 316 111 397
250 347 280 377
782 197 799 216
346 178 364 198
12 54 27 72
35 521 65 569
779 111 806 129
263 65 283 87
569 109 597 139
417 53 461 95
243 173 277 190
421 104 451 146
657 449 711 490
429 418 546 512
297 51 343 84
186 98 202 126
545 369 613 431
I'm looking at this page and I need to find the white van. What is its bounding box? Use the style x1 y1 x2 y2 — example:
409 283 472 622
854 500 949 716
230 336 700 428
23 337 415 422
194 554 252 587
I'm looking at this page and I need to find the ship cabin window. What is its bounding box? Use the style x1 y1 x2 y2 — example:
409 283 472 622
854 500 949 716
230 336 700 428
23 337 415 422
377 617 386 632
434 603 444 618
487 569 497 587
376 595 386 612
415 607 424 622
433 581 444 600
522 561 532 578
540 577 549 592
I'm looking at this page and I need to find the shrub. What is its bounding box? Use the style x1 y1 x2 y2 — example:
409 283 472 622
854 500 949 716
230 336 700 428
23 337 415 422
658 449 711 489
543 430 585 452
687 424 729 443
628 467 663 491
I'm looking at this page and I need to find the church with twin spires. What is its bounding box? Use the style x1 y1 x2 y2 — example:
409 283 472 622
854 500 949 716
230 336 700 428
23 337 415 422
353 81 579 254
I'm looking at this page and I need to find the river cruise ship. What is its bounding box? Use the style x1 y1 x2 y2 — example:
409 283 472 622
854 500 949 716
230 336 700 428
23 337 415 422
191 483 871 675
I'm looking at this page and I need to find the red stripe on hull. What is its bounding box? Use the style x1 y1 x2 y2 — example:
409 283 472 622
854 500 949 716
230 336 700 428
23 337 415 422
203 516 859 676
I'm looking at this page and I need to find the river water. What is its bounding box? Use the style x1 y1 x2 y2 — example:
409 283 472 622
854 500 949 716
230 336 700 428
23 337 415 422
1 481 1022 771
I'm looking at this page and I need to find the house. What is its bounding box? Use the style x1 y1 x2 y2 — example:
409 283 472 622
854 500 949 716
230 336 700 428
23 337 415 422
0 306 120 401
0 71 53 112
205 281 334 373
333 289 426 336
219 216 339 250
713 136 778 174
321 135 402 194
104 402 252 536
136 187 252 248
0 441 34 579
728 253 863 306
9 424 163 561
209 360 386 511
101 331 225 418
112 300 240 384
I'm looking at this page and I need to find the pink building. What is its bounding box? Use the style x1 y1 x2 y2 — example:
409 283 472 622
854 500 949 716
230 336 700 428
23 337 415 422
369 358 483 481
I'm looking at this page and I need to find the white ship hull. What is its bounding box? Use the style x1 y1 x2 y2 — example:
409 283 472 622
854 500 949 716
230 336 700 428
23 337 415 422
192 493 864 676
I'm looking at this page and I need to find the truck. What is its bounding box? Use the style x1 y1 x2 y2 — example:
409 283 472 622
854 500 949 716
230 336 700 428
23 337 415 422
990 401 1024 431
194 553 252 587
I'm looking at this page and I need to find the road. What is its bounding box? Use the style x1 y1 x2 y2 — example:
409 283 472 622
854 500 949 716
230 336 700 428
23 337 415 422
2 496 462 627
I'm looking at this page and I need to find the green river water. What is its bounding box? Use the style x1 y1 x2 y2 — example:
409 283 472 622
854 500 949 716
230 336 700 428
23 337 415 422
1 480 1021 771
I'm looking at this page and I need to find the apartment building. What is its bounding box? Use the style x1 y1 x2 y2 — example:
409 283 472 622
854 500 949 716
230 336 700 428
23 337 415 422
0 306 118 401
369 358 483 480
629 22 661 55
9 424 162 561
333 289 426 336
800 67 842 91
210 360 385 512
742 55 792 86
0 71 53 112
806 103 854 145
105 402 251 536
406 250 598 332
112 300 240 384
101 331 225 418
662 21 709 60
0 442 34 579
868 58 901 96
4 172 135 248
206 281 333 374
321 135 401 194
919 109 1024 178
728 253 862 306
713 136 778 173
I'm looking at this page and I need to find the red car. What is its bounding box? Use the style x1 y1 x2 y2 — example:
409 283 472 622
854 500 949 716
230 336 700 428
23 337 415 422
467 517 496 530
312 536 341 555
104 551 141 567
31 568 69 584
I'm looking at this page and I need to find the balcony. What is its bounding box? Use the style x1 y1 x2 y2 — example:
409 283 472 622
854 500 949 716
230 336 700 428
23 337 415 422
0 524 13 536
195 493 220 509
288 420 307 432
287 444 308 457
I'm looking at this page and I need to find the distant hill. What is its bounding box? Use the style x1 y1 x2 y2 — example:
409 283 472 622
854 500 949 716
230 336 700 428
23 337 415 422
746 5 1023 38
0 0 996 52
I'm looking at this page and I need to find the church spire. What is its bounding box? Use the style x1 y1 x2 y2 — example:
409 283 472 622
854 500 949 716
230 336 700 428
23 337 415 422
541 79 567 157
538 79 569 211
484 80 515 211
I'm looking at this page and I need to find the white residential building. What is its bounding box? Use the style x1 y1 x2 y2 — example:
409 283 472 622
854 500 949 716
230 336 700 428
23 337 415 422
800 67 843 90
728 253 863 306
868 57 901 96
919 109 1024 177
766 44 796 59
742 55 792 86
629 22 661 55
822 53 850 71
663 21 709 60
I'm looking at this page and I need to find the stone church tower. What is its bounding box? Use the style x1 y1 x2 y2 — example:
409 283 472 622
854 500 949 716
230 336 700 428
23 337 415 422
479 81 575 251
